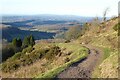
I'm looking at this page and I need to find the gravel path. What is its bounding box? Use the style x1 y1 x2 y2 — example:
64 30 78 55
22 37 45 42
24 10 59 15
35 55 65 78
56 45 103 78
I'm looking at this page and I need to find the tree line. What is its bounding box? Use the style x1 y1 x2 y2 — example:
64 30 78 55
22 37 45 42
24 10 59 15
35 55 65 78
12 34 35 48
2 35 35 62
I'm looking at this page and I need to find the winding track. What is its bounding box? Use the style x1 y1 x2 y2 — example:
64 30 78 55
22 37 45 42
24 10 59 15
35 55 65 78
56 45 103 78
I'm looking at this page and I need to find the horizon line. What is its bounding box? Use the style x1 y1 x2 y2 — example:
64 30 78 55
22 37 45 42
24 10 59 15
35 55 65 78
0 13 114 18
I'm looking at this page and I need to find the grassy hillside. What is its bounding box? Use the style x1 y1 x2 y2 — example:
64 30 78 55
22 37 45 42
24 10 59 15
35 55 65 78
35 43 88 78
77 17 118 78
1 43 89 78
1 16 118 78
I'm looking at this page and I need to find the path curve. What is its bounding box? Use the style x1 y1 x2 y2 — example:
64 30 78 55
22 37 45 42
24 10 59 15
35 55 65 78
56 45 103 78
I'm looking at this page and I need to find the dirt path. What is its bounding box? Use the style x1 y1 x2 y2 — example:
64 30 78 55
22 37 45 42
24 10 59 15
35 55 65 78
56 45 103 78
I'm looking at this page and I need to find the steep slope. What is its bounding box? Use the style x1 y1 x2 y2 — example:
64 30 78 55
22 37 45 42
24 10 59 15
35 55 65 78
1 17 118 78
1 43 89 78
77 17 118 78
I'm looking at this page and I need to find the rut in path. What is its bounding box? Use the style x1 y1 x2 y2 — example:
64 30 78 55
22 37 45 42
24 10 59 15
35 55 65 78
56 45 103 78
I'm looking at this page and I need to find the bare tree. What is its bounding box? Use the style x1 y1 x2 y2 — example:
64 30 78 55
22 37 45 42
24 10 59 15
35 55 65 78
103 8 109 22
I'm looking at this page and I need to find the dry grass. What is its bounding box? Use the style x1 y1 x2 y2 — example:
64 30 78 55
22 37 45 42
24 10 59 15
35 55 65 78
96 51 118 78
80 17 118 78
1 43 88 78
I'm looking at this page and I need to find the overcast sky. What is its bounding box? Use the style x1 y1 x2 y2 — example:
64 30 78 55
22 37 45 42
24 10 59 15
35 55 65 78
0 0 119 17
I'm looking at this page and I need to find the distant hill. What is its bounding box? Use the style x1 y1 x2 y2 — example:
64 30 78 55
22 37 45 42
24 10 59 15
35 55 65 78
1 15 95 23
1 15 98 28
2 26 56 42
2 20 69 28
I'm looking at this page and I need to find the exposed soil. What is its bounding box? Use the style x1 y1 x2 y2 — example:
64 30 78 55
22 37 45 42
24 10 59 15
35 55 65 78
56 45 103 78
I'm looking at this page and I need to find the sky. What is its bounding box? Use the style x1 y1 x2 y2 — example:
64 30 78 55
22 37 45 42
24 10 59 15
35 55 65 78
0 0 119 17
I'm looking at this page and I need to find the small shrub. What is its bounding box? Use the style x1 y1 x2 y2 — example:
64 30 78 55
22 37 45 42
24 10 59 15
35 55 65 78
2 60 20 72
10 62 20 71
64 57 70 63
1 45 62 73
45 46 61 60
22 46 34 53
1 46 51 72
20 55 32 66
113 23 120 36
38 48 49 56
10 52 22 60
29 52 42 62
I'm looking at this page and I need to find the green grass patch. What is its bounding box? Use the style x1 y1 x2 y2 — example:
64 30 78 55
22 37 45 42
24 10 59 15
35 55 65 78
92 47 114 78
103 48 111 60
